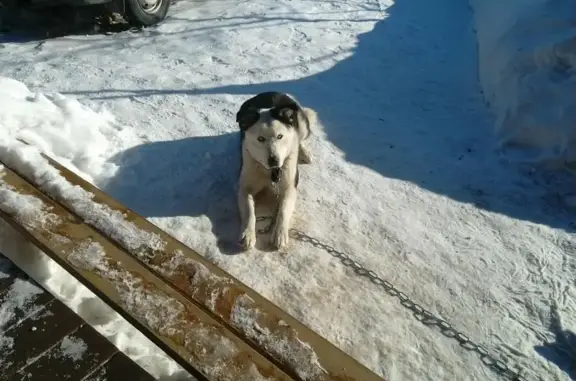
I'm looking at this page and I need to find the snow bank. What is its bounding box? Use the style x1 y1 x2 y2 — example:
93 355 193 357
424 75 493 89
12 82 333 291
0 77 195 380
0 77 125 184
469 0 576 166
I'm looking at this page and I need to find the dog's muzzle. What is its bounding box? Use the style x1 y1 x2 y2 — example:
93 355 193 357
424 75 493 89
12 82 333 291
267 155 280 168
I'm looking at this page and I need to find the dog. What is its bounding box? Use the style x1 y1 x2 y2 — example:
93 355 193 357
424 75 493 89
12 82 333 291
236 91 317 250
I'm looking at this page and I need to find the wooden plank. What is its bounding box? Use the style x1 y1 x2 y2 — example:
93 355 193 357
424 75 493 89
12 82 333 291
0 255 16 293
24 141 384 381
0 253 156 381
0 165 295 381
0 299 84 378
14 324 117 381
0 269 54 332
84 353 157 381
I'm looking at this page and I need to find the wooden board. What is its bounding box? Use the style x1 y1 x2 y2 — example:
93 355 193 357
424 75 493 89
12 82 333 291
0 259 54 332
13 325 118 381
84 353 156 381
0 254 154 381
13 140 385 381
1 300 84 377
0 165 295 381
0 256 18 294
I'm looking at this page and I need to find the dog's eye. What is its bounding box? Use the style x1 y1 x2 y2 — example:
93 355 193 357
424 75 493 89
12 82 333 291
257 136 266 142
277 134 283 140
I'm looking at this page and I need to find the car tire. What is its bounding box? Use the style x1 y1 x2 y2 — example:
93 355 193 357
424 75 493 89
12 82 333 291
123 0 169 27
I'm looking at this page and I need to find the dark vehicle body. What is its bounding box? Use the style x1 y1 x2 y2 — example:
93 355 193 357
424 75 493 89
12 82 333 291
1 0 170 27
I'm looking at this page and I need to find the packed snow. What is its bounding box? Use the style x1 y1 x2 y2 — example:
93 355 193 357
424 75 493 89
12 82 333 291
0 1 574 381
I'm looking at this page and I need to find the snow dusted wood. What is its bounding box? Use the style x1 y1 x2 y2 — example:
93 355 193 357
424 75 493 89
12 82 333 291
0 254 154 381
1 300 84 376
0 165 295 381
1 147 385 381
16 325 118 380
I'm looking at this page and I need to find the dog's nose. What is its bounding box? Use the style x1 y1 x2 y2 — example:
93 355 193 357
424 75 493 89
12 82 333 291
268 155 280 168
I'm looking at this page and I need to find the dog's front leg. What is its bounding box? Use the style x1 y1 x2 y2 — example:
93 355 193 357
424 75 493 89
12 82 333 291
272 186 297 250
238 187 257 250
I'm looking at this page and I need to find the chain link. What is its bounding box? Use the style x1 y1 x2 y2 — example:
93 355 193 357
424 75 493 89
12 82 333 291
256 216 530 381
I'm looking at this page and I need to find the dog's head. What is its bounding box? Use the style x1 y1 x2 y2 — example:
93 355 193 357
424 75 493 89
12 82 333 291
236 92 306 169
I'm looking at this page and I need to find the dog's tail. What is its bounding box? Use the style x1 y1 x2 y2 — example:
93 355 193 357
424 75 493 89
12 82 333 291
298 107 317 141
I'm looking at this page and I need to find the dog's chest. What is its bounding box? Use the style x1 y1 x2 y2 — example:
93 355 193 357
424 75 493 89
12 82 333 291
269 182 281 197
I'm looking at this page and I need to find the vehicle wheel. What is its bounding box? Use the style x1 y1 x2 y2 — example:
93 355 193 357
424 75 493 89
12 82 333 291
123 0 169 27
0 0 25 32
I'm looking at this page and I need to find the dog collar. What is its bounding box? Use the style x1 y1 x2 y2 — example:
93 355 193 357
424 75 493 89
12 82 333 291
271 168 281 183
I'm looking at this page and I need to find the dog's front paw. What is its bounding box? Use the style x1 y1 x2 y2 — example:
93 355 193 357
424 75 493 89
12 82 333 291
240 229 257 250
271 224 290 250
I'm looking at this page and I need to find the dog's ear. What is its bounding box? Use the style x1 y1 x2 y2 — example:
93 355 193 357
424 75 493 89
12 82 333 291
278 107 296 125
236 108 260 131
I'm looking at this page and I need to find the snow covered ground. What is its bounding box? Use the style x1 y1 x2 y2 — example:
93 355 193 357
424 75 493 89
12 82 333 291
0 0 574 381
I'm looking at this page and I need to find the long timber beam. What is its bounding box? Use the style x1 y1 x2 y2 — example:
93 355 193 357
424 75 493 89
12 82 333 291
0 143 385 381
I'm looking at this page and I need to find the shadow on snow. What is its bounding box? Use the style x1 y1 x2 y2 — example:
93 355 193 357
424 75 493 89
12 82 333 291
100 0 573 258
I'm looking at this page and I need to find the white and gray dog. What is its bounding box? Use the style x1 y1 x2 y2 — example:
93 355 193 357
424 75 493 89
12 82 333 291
236 91 317 250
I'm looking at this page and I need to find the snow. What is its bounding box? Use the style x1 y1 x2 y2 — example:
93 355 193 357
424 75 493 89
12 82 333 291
0 1 574 381
0 171 61 229
0 261 44 371
0 275 45 330
59 336 88 362
0 77 124 184
230 293 326 381
469 0 576 167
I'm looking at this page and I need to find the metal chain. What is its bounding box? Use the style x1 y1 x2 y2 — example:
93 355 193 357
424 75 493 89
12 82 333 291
256 216 531 381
